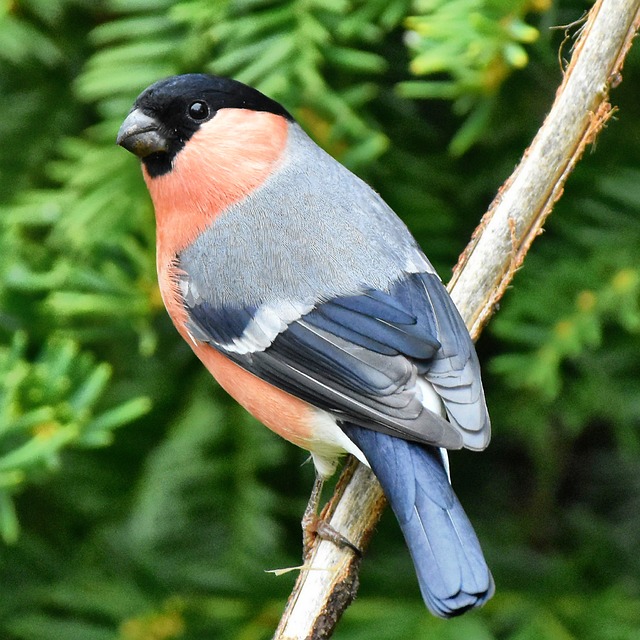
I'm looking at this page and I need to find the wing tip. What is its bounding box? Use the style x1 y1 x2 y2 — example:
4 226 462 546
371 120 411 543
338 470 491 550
460 414 491 451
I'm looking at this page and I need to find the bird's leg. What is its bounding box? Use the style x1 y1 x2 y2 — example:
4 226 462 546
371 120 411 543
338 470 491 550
301 472 324 557
301 470 362 559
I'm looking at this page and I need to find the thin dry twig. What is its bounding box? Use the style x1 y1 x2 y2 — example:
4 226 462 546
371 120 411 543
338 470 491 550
273 1 640 638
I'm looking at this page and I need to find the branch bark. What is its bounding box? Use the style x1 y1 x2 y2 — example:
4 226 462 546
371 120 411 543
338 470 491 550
273 1 640 638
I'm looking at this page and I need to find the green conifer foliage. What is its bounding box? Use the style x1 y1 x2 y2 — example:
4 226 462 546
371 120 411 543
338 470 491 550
1 1 639 638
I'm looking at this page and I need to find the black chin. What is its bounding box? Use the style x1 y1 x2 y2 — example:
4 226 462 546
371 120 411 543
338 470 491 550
142 151 175 178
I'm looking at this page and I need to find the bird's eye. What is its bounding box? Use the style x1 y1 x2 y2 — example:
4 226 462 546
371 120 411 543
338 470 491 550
188 101 210 121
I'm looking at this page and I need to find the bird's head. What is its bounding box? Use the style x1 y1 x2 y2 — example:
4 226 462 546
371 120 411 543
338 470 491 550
117 73 292 179
117 74 294 252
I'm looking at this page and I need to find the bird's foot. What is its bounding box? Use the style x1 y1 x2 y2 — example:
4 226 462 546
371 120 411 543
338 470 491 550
301 471 361 559
302 513 362 559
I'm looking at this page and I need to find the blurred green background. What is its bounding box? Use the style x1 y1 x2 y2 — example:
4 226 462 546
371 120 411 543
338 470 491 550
1 0 639 638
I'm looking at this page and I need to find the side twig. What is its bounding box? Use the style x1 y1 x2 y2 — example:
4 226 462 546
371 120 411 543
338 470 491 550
274 1 640 638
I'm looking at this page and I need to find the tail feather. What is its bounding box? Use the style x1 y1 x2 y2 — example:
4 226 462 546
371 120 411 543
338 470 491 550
341 423 494 617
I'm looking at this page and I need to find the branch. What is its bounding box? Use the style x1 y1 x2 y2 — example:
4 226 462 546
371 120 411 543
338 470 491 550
273 1 640 638
448 0 640 340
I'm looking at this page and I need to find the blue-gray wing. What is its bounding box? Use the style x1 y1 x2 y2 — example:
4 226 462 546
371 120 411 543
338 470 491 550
185 271 490 451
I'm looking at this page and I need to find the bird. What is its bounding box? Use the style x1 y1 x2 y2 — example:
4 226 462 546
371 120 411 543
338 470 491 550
117 73 494 618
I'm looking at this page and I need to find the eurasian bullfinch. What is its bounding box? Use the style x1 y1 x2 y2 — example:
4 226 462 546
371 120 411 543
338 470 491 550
117 74 494 618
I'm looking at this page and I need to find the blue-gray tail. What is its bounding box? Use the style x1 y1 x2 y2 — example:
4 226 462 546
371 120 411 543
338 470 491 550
341 424 494 618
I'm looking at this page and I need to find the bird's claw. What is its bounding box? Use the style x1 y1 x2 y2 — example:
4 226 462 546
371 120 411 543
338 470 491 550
302 513 362 559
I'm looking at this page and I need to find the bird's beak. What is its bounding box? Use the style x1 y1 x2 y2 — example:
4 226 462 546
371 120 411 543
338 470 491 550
117 109 168 158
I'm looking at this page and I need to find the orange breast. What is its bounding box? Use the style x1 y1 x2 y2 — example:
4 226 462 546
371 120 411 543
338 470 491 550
157 262 318 448
191 341 317 446
144 111 314 446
